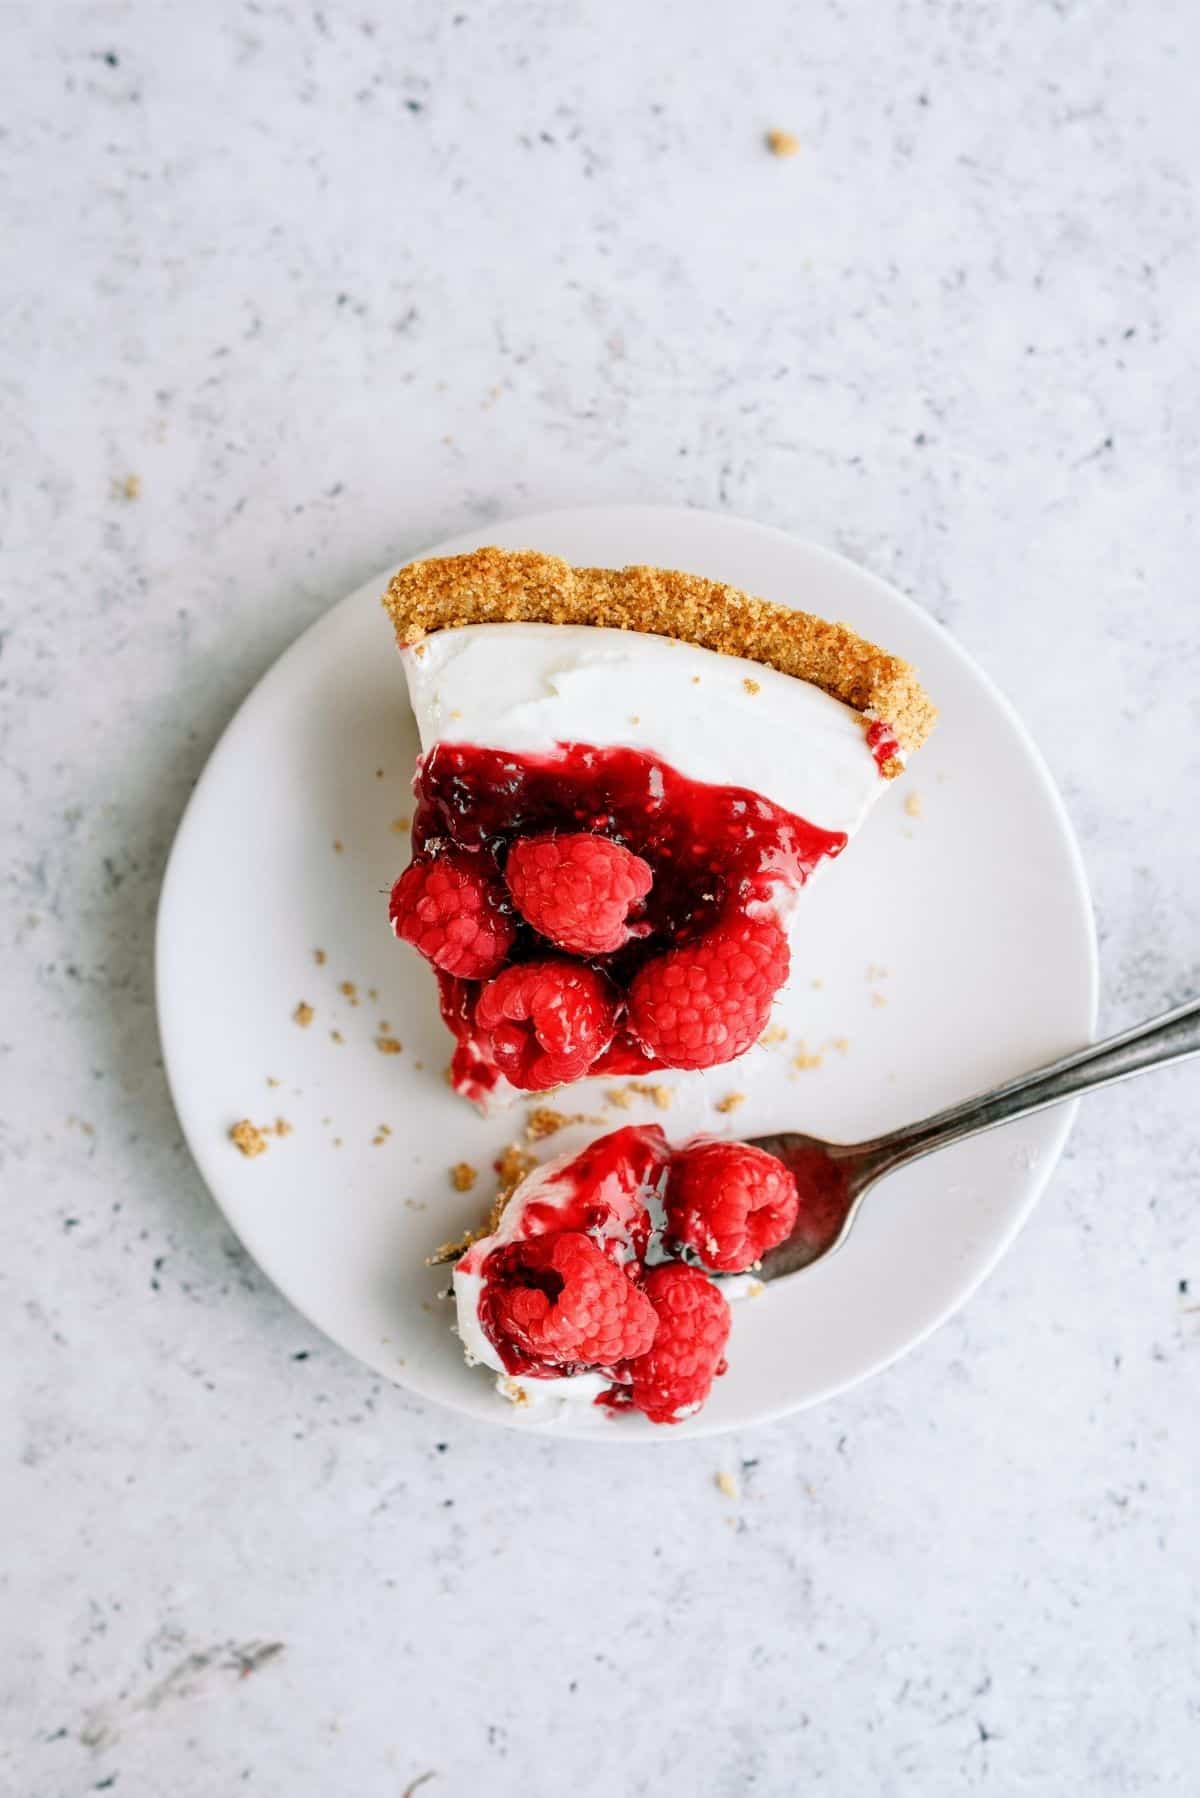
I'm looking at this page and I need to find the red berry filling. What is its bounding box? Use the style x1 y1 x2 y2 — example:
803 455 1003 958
392 741 847 1093
505 831 653 956
664 1138 800 1272
474 959 620 1091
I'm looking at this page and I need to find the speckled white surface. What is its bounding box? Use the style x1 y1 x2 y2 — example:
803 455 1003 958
4 4 1199 1795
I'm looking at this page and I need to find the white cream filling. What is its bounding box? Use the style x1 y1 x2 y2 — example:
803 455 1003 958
402 622 888 837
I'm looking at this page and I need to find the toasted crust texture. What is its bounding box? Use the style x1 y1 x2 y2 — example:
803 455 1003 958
382 546 936 764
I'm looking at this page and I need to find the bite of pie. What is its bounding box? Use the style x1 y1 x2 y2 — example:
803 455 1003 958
381 546 935 1108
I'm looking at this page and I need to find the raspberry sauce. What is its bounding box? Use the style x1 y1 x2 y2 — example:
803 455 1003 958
865 719 902 771
413 741 848 1096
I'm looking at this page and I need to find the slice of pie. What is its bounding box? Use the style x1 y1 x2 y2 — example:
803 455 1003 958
382 546 935 1109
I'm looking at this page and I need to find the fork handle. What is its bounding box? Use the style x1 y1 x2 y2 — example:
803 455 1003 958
843 995 1200 1193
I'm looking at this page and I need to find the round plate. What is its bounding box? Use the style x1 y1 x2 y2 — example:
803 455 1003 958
156 506 1097 1439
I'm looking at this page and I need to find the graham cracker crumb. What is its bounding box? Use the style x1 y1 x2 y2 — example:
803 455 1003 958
379 1124 392 1136
495 1142 537 1194
746 1279 766 1298
414 1059 424 1071
293 1001 314 1028
391 816 411 834
273 1117 293 1137
871 992 888 1009
375 768 385 779
368 987 378 1001
831 1035 851 1053
866 963 889 981
314 948 326 965
266 1075 280 1088
332 840 344 854
500 1378 531 1409
758 1023 789 1046
451 1162 478 1192
904 789 923 818
340 980 359 1005
333 1137 343 1148
765 128 800 157
743 677 761 695
811 978 824 990
525 1106 600 1141
230 1119 268 1158
371 1134 387 1147
714 1092 746 1114
376 1036 403 1055
606 1087 634 1110
628 1080 674 1111
714 1470 740 1500
115 472 141 501
792 1044 824 1071
330 1029 345 1044
691 674 701 685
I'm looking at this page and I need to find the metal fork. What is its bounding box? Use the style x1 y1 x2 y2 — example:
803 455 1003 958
751 996 1200 1281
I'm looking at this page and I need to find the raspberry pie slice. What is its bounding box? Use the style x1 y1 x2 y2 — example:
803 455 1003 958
382 546 935 1108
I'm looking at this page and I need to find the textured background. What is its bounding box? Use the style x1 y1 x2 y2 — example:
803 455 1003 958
3 3 1198 1794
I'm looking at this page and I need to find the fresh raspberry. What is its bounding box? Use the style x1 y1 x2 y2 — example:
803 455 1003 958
475 959 620 1090
665 1140 799 1272
481 1231 658 1370
626 913 789 1070
615 1263 731 1424
504 832 653 956
389 849 514 980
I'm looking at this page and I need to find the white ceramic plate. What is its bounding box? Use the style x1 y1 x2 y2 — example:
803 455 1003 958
156 506 1097 1439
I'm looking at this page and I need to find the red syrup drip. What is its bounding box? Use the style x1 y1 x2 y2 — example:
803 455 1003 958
414 741 849 1084
473 1124 670 1379
865 719 901 771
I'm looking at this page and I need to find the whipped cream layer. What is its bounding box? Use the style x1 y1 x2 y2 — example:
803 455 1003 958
402 623 887 836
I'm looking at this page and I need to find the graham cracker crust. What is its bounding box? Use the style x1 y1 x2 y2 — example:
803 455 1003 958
381 545 936 762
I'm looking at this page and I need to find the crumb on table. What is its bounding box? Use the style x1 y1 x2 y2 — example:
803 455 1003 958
451 1161 478 1191
605 1087 634 1110
904 789 923 818
340 981 359 1005
293 1001 314 1028
330 1028 345 1044
742 677 760 695
765 127 800 157
273 1117 293 1137
714 1470 740 1500
391 816 411 834
758 1023 788 1047
376 1036 403 1055
314 948 326 965
714 1092 746 1115
792 1044 824 1071
230 1119 268 1158
332 840 344 854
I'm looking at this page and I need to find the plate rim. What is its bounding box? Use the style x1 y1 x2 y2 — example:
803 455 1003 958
155 503 1099 1440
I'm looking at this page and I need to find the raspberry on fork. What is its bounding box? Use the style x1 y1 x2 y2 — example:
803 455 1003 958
389 848 514 980
613 1263 731 1424
665 1139 799 1272
475 959 620 1090
481 1231 658 1370
626 913 789 1070
504 831 653 957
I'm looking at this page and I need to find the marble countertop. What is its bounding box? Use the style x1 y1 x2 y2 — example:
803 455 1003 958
5 4 1198 1794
